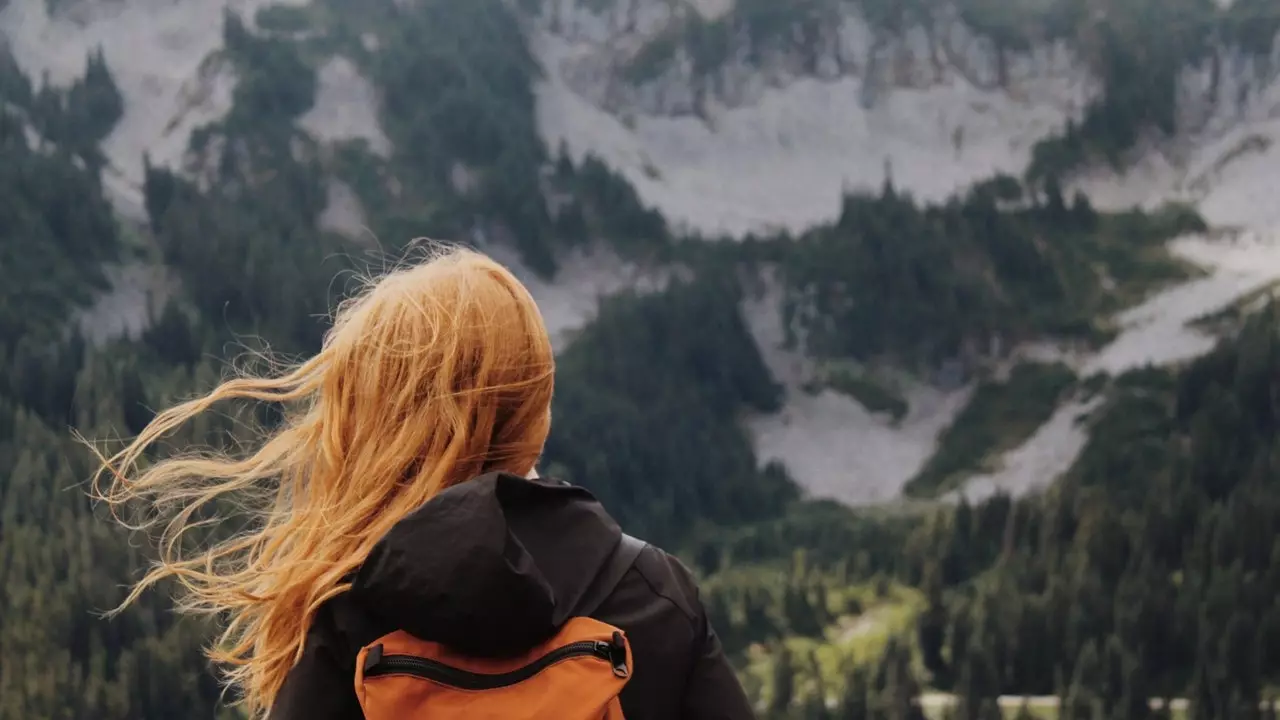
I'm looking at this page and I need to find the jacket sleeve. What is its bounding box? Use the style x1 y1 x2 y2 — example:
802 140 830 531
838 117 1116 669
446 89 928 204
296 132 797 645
677 568 758 719
269 624 364 720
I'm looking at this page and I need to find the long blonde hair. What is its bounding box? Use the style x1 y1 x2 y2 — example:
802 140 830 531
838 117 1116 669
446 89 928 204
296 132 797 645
90 246 555 717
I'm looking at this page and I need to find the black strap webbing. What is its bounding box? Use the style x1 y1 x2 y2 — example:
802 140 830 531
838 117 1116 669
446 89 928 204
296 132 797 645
576 533 647 617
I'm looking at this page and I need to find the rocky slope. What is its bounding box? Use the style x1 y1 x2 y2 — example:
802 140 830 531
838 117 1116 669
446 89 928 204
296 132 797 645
533 0 1280 504
5 0 1280 505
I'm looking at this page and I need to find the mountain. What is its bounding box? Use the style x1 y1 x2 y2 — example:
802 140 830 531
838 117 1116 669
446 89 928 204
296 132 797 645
7 0 1280 506
4 0 1280 717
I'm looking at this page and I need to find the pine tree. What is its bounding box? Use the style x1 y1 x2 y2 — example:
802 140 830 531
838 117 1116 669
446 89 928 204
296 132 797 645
771 645 796 716
74 47 124 143
873 639 926 720
1044 173 1067 219
977 699 1002 720
1116 647 1150 720
1070 190 1098 231
705 589 740 654
1222 611 1262 715
744 588 780 641
785 583 824 637
839 666 871 720
1064 642 1102 720
1189 661 1215 720
917 560 949 685
807 650 830 720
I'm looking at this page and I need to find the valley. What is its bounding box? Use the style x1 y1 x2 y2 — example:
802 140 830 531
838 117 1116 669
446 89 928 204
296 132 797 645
4 0 1280 717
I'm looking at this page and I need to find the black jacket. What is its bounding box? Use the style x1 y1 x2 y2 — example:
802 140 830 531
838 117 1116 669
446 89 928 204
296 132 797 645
270 472 757 719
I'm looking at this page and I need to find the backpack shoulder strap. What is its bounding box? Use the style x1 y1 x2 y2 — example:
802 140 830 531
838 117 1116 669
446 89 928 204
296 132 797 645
576 533 648 617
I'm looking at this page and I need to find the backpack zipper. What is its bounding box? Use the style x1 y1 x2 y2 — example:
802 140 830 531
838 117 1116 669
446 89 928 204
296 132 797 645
363 631 630 690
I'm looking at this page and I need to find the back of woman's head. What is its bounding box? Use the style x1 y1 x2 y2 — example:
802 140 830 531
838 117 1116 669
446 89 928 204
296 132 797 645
91 245 555 717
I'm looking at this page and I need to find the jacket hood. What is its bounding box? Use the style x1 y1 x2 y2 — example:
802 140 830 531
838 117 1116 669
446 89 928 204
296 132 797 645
349 472 623 658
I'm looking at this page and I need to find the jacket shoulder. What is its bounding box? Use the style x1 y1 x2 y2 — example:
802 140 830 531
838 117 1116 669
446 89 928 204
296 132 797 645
594 542 704 631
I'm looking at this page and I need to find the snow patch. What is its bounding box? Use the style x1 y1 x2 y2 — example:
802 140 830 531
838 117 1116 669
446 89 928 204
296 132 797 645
741 270 971 504
317 178 372 242
1193 129 1280 230
0 0 303 217
1081 259 1248 375
450 161 479 195
22 122 40 149
77 261 180 344
1065 111 1280 375
963 111 1280 500
297 55 391 156
7 104 44 149
954 397 1100 502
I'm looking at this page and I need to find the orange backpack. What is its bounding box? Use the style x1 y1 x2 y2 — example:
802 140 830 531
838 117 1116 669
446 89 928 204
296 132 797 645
353 534 647 720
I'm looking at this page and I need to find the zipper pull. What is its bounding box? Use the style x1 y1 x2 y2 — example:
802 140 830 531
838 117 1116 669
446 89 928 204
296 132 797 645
608 631 629 678
363 643 384 674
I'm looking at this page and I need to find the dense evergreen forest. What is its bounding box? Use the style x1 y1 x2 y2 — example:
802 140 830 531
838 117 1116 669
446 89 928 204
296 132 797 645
3 0 1280 717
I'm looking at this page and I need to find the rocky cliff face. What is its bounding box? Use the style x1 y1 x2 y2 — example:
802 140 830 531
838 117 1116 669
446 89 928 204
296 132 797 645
530 0 1097 237
537 0 1091 119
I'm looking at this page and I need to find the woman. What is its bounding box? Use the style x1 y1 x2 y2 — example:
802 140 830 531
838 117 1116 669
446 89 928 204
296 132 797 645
94 246 756 719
